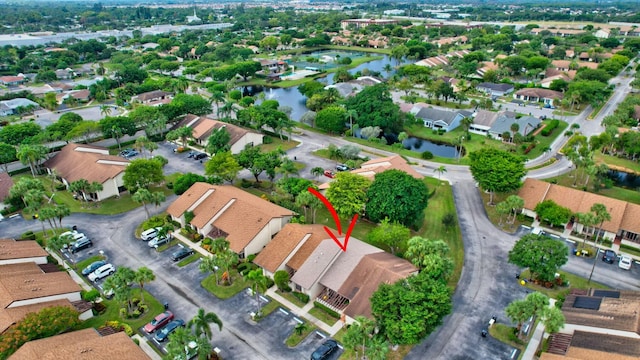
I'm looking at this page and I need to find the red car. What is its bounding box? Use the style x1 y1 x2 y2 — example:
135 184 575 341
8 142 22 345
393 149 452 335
323 170 335 178
143 311 174 333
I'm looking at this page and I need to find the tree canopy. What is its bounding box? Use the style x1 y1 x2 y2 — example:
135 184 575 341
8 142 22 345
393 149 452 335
343 83 403 134
534 200 573 227
123 158 164 191
325 172 372 218
508 233 569 282
469 148 527 204
365 170 429 229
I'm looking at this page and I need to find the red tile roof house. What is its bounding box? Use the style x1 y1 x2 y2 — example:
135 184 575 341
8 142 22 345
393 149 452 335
0 239 48 265
43 144 130 201
0 75 25 86
9 328 151 360
254 223 417 322
0 172 14 205
318 155 422 191
174 114 264 155
518 178 640 245
167 183 295 258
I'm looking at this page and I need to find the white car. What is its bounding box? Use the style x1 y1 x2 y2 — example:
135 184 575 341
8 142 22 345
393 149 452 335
148 234 172 248
88 263 115 282
619 255 633 270
141 227 162 241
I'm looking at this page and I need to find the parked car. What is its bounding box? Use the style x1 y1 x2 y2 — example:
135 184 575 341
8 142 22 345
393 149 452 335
619 255 633 270
120 148 138 158
148 234 172 249
187 150 197 158
171 246 195 261
194 153 207 160
335 164 349 172
70 237 93 254
141 227 163 241
143 311 174 333
602 249 617 264
173 146 186 153
310 339 339 360
82 260 107 276
88 263 115 282
323 170 335 179
154 319 185 342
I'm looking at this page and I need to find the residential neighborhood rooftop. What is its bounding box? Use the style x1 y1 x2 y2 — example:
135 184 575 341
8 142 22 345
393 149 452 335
0 239 49 262
42 143 129 185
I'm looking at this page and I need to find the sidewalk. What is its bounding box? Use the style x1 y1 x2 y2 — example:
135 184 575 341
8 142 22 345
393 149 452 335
266 288 344 336
132 334 163 360
521 299 556 360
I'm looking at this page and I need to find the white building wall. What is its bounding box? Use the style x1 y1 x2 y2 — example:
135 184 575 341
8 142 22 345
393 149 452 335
230 133 264 154
0 256 47 266
9 292 82 308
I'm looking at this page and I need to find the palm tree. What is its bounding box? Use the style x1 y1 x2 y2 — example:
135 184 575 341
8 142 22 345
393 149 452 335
247 269 269 315
188 308 223 340
17 144 47 177
461 117 474 136
434 165 447 180
175 77 190 93
277 158 298 179
99 105 112 117
211 91 225 117
135 267 155 305
150 191 166 210
345 109 358 137
311 167 324 179
591 203 611 244
132 188 153 218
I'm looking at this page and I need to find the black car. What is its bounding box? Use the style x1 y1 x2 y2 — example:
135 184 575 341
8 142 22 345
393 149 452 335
171 246 195 261
311 339 339 360
154 319 185 342
70 238 93 254
602 249 617 264
187 150 197 158
194 153 207 160
335 164 349 172
119 148 138 158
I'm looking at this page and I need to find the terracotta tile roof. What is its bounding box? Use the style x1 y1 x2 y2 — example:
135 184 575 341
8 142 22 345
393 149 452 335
340 252 417 318
133 90 172 102
0 267 81 308
620 203 640 234
254 223 327 273
43 144 129 185
568 331 640 359
519 178 633 233
9 328 151 360
352 155 423 180
166 182 214 218
0 239 48 261
175 115 258 145
0 173 14 202
168 183 295 253
0 299 73 333
0 262 44 277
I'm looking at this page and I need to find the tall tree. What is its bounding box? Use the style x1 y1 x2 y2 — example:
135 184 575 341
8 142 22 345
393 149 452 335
504 195 525 224
16 144 47 177
205 151 241 183
123 158 164 192
434 165 447 180
508 234 569 282
590 203 611 244
187 308 223 340
0 142 17 173
295 190 323 224
469 148 527 204
405 236 454 280
135 266 155 305
366 218 410 255
206 127 231 155
325 172 372 218
365 170 429 228
247 269 269 315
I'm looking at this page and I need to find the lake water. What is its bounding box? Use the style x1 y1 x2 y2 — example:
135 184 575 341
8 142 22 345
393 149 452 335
250 51 457 158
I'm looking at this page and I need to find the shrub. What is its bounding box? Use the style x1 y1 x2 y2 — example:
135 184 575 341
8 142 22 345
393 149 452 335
246 254 257 263
313 301 340 318
263 135 273 144
21 231 36 240
274 270 291 292
240 179 252 188
523 143 536 154
541 119 560 137
131 310 141 318
202 238 212 246
293 292 310 304
82 289 101 302
421 151 434 159
55 183 66 191
93 302 107 314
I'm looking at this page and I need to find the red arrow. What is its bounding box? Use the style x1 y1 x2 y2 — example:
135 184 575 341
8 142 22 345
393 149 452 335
307 187 358 252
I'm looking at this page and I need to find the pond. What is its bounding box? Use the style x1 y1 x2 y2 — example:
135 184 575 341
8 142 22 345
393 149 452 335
401 137 459 158
606 170 640 189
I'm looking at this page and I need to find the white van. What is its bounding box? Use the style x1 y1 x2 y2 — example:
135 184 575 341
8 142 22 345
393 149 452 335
141 227 162 241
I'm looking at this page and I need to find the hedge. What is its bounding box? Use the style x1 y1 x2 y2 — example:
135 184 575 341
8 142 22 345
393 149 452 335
541 119 560 137
313 301 340 319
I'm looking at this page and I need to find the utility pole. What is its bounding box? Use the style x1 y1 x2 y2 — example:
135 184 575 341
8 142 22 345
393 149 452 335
588 246 599 284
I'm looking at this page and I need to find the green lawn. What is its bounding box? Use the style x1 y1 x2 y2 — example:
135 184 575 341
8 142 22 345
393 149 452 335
156 238 180 252
201 270 250 300
314 206 377 243
14 174 172 215
177 253 202 267
77 290 164 332
308 307 339 326
258 137 300 152
256 296 281 320
594 152 640 174
277 290 308 307
418 177 464 287
489 323 525 349
519 269 609 299
285 322 316 347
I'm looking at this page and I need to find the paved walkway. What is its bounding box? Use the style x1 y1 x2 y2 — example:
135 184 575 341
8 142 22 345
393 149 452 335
132 334 163 360
172 232 345 337
521 299 556 360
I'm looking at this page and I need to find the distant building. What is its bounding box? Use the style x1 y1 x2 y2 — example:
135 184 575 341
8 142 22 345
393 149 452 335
413 107 471 132
0 75 25 86
341 18 398 30
476 82 515 97
186 8 201 23
514 88 564 105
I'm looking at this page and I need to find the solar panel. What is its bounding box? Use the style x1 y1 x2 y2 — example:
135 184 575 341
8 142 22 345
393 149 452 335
573 296 602 310
593 290 620 298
